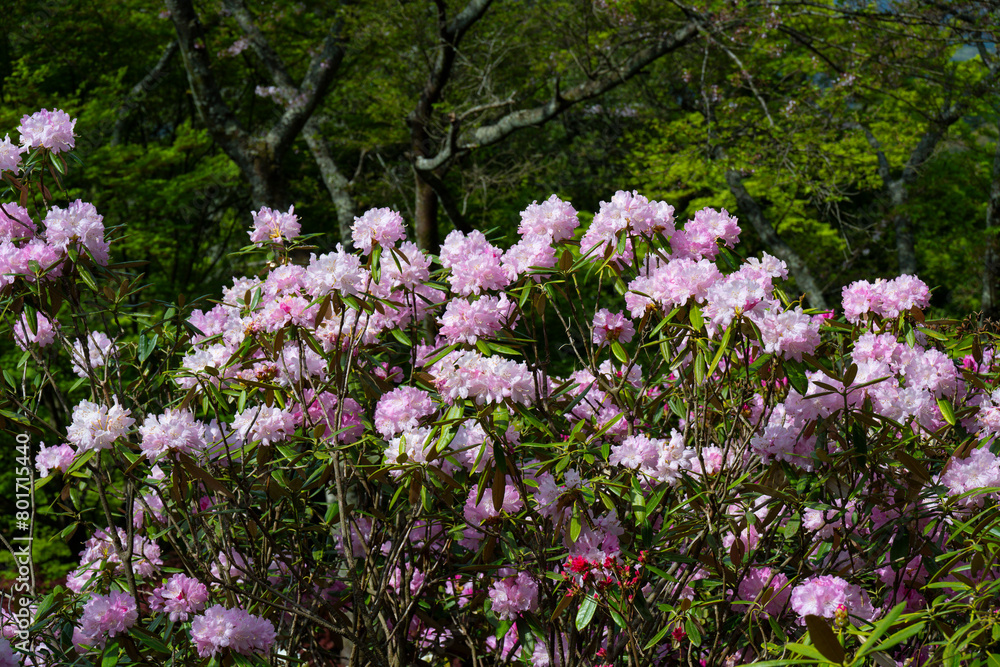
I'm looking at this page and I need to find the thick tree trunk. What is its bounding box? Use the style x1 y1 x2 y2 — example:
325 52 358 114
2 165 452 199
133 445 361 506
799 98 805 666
302 117 357 248
894 215 918 276
984 124 1000 316
726 171 828 309
414 175 439 251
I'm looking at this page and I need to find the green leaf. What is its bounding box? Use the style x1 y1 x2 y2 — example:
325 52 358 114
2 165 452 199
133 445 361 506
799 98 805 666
689 304 704 330
706 325 733 379
138 333 158 363
78 266 99 292
856 602 907 657
570 514 582 542
784 360 808 394
685 618 702 647
611 340 628 363
937 398 956 426
371 244 382 283
642 623 673 651
576 594 598 630
390 327 413 347
870 622 925 654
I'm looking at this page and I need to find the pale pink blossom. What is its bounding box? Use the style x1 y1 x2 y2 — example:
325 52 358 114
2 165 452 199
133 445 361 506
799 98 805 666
489 572 539 620
0 135 24 173
148 574 209 621
190 605 276 658
439 230 510 295
939 447 1000 509
790 575 877 624
70 331 115 378
438 294 517 345
0 203 35 240
12 311 58 350
735 567 789 618
591 309 635 346
249 206 301 245
73 591 137 652
374 386 436 438
670 207 740 260
351 207 406 253
517 194 579 241
139 408 206 461
841 275 930 323
66 399 135 452
231 405 295 446
43 199 108 264
35 442 76 477
19 109 76 153
501 232 557 281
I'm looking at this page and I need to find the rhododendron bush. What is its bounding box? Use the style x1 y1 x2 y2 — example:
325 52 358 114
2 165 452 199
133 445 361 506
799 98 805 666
3 111 1000 666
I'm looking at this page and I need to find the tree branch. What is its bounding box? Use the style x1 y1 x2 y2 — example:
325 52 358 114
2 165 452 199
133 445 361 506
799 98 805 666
726 170 828 309
414 19 700 172
222 0 346 157
112 40 179 146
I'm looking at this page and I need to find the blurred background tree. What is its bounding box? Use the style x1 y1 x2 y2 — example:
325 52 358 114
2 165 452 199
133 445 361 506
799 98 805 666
0 0 997 310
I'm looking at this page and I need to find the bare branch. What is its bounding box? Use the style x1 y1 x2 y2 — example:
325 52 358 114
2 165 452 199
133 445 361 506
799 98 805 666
415 19 700 171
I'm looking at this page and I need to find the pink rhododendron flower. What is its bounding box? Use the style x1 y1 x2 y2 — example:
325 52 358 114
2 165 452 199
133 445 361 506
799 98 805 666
439 230 510 295
0 203 35 240
69 527 162 593
149 574 209 621
0 638 15 667
625 256 721 317
592 308 635 346
609 431 694 485
249 205 301 245
73 591 137 652
735 567 790 618
374 386 436 438
841 275 930 323
380 240 431 288
35 442 76 477
939 447 1000 509
190 605 276 658
19 108 76 153
464 483 523 526
13 311 58 350
303 245 365 296
579 190 675 263
670 207 740 260
790 575 877 624
501 232 557 280
517 194 579 241
351 207 405 254
231 405 295 446
438 294 517 345
139 408 206 461
43 199 109 265
292 390 364 443
430 349 536 406
66 399 135 452
0 135 24 173
489 572 539 620
749 306 821 362
134 491 167 528
70 331 115 378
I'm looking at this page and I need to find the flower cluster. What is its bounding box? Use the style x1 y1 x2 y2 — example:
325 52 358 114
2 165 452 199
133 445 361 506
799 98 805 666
189 605 276 658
